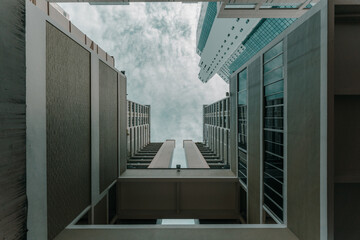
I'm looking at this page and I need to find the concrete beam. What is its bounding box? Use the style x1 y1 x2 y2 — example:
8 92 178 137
183 140 210 169
148 140 175 168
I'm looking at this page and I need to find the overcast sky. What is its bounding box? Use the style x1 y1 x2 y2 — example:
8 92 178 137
59 3 228 161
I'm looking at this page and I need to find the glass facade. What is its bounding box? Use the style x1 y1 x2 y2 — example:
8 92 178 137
197 2 217 54
263 41 285 223
219 18 295 82
237 69 248 187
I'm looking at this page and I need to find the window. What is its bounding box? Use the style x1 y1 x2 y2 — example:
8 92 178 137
237 68 247 188
263 41 284 223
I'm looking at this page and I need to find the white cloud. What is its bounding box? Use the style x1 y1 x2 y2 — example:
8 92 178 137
59 2 229 150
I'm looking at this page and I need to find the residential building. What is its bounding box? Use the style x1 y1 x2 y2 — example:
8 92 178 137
196 3 319 83
200 97 230 169
126 101 176 169
196 2 261 83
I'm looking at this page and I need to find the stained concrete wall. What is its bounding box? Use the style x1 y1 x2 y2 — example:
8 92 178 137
0 0 26 239
46 22 92 240
247 57 261 224
286 12 321 240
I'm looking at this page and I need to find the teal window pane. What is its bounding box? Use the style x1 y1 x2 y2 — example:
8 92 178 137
238 91 247 105
239 69 247 81
264 41 283 63
264 67 283 85
238 77 246 92
264 54 283 74
197 2 217 53
265 80 284 97
238 69 247 92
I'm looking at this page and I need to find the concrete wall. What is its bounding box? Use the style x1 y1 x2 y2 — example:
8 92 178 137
286 12 321 240
117 177 239 219
0 0 26 239
46 22 92 240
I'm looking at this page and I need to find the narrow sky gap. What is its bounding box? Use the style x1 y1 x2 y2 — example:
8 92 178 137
59 2 229 149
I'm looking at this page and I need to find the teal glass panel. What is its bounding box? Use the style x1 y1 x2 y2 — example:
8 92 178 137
238 70 247 92
197 3 217 53
264 54 283 74
238 91 247 105
264 67 283 85
239 69 247 81
227 18 295 76
264 80 284 97
264 41 283 63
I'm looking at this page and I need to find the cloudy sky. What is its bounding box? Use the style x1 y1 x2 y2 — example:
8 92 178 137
59 2 228 165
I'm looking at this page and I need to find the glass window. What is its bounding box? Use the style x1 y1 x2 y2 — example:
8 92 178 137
237 68 248 188
263 41 284 223
264 54 283 74
264 67 283 85
264 41 283 63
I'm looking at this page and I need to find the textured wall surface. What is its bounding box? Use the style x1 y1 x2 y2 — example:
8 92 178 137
99 61 118 193
247 57 261 224
46 23 91 240
119 74 127 174
0 0 26 239
287 12 321 240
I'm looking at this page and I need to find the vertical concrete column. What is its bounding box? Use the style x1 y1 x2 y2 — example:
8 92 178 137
26 2 47 238
90 52 100 216
118 72 127 175
148 140 175 168
183 140 210 169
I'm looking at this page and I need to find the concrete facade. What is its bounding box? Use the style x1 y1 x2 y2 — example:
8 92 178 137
126 101 150 158
201 97 230 169
228 1 326 237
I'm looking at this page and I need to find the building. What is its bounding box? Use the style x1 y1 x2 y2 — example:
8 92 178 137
1 1 360 240
199 97 230 169
196 2 261 83
126 101 176 169
196 3 319 83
